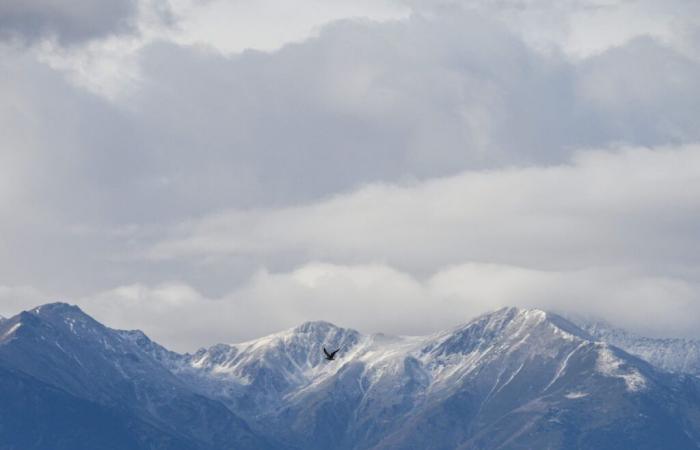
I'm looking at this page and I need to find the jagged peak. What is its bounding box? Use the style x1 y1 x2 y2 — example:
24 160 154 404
118 328 148 340
233 320 360 348
468 306 588 336
293 320 343 333
31 302 86 318
425 306 591 357
496 305 547 317
117 329 163 350
460 306 549 331
16 302 107 337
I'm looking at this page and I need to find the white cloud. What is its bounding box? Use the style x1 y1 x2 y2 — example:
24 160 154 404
167 0 410 54
2 260 686 352
149 144 700 274
409 0 700 59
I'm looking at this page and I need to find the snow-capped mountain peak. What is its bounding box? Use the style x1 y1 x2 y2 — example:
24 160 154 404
2 303 700 449
171 306 660 429
168 319 364 415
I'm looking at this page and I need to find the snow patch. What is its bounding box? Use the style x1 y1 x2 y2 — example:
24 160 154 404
596 345 647 392
65 318 77 334
1 322 22 339
565 391 589 399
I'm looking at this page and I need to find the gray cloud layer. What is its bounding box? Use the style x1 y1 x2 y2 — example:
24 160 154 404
1 0 699 349
0 0 140 44
149 145 700 274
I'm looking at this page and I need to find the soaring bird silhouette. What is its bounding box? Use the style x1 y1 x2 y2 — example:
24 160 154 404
323 347 340 361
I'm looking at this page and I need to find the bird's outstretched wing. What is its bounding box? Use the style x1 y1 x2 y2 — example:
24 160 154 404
323 347 332 358
330 349 340 359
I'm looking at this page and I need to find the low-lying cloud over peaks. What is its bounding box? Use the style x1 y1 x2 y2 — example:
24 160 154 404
21 260 698 352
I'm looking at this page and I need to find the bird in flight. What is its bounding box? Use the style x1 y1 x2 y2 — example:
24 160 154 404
323 347 340 361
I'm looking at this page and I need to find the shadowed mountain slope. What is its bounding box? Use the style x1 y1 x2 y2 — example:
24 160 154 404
0 303 267 450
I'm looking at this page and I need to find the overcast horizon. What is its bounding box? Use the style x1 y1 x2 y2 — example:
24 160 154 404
2 0 700 352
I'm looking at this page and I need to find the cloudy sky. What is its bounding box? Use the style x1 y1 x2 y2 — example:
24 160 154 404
1 0 699 351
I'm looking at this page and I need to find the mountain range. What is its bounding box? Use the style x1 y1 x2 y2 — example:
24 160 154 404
1 303 699 450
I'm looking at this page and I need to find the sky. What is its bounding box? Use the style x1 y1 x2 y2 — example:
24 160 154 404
1 0 700 351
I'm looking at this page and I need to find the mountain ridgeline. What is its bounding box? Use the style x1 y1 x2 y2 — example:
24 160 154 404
1 303 699 450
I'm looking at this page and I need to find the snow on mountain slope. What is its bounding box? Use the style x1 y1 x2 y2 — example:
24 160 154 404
183 308 647 407
576 320 700 377
262 308 700 449
168 320 361 416
2 303 700 450
164 307 700 449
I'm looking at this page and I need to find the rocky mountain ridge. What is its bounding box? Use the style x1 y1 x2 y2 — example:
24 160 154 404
1 303 699 449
